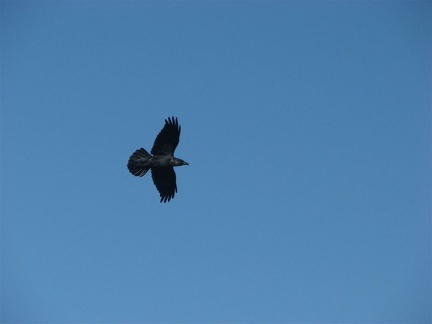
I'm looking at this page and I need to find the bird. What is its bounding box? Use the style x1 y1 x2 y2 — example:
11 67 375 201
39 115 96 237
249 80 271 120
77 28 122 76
127 116 189 203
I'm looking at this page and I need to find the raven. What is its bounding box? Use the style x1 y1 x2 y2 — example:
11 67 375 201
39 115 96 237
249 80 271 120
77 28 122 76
127 116 188 203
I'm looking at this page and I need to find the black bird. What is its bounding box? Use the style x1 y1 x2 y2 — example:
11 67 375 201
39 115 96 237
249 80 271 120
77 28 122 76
127 116 189 203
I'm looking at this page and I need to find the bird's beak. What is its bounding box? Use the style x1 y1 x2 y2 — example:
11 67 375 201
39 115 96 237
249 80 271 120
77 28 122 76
183 161 189 166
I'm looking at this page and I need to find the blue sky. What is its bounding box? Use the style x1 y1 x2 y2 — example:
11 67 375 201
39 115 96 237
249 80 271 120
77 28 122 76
1 1 430 323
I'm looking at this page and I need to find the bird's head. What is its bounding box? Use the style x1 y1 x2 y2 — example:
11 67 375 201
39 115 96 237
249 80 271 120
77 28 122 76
172 157 189 166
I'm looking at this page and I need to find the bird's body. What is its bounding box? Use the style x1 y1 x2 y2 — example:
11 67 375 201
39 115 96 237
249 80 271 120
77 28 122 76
127 117 188 203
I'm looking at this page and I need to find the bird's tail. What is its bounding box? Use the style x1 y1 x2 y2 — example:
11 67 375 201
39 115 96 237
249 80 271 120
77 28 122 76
127 148 152 177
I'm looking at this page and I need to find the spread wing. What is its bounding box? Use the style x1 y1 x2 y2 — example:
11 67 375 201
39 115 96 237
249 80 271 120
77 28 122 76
151 167 177 203
151 117 181 156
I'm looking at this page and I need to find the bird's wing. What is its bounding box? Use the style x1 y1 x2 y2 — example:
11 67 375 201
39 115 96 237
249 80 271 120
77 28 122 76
151 117 181 156
151 167 177 203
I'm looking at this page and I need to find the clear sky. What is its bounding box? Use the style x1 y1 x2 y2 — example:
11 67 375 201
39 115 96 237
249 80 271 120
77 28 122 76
1 1 431 323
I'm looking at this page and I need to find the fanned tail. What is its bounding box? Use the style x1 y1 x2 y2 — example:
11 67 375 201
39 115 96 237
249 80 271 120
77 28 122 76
127 148 152 177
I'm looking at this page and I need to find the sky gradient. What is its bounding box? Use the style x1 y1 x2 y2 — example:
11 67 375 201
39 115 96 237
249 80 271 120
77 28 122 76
1 1 431 323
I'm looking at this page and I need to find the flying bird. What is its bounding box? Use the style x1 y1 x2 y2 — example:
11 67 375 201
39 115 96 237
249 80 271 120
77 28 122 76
127 116 189 203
